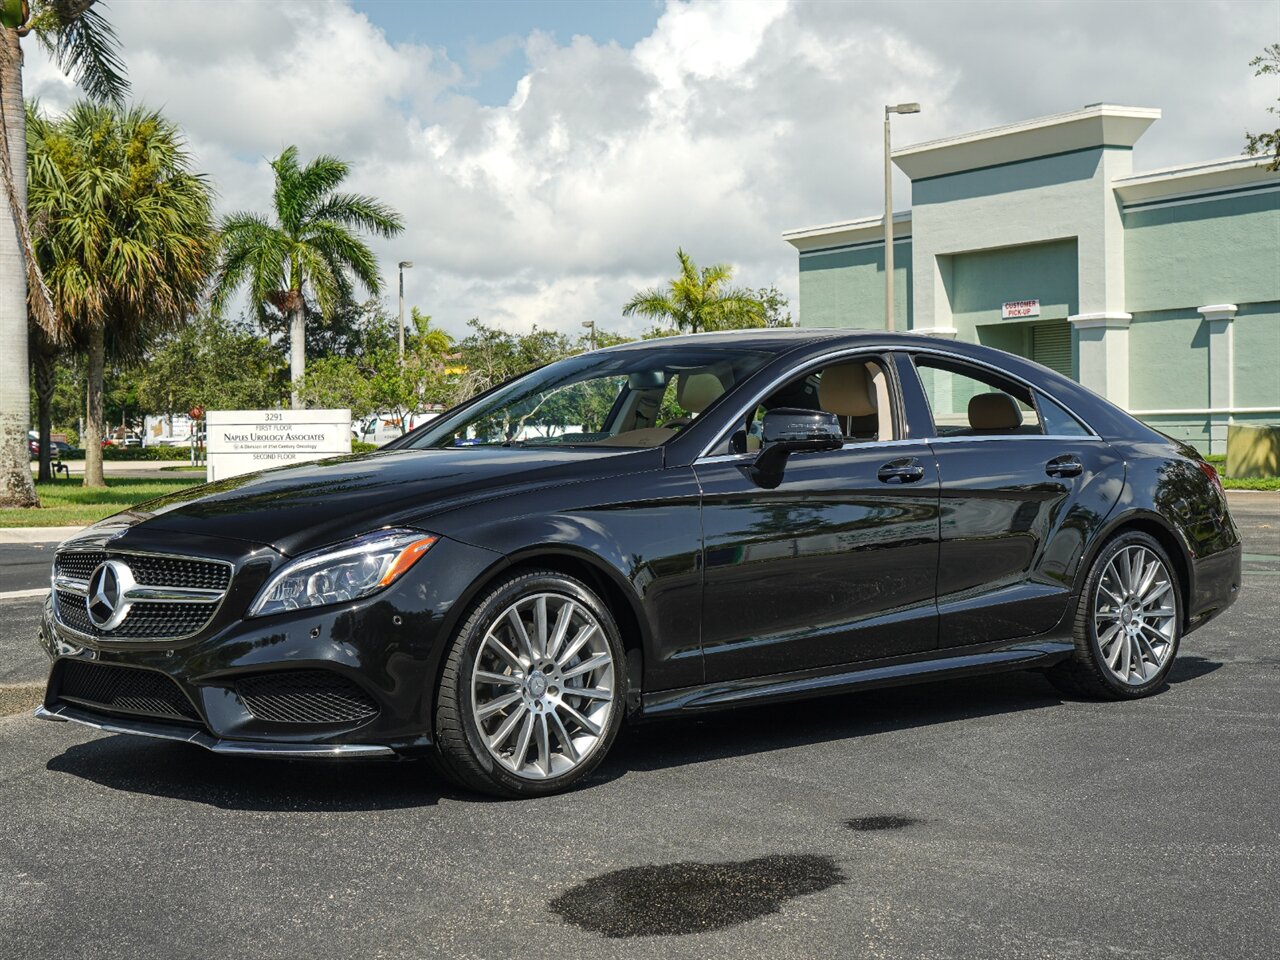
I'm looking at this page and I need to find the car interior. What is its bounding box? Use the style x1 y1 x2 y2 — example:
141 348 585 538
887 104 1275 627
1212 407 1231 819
721 356 897 454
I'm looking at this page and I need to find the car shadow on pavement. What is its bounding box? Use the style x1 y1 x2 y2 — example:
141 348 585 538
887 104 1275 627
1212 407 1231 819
599 662 1220 780
45 736 464 812
1165 655 1223 684
44 661 1224 806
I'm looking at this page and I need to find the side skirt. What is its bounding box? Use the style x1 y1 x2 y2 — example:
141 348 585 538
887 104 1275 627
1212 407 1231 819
639 639 1074 717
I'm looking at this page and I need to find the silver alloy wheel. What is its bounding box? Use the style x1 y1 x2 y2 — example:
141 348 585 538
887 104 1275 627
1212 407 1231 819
1094 545 1177 686
470 592 616 780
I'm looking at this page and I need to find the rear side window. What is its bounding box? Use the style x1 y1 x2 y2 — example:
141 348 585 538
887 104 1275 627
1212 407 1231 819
1035 391 1091 436
913 356 1041 437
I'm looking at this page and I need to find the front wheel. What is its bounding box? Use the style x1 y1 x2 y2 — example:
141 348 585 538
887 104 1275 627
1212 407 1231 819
433 570 626 797
1048 531 1183 700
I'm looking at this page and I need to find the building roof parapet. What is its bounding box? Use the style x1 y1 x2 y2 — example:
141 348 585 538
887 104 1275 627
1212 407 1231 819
1113 156 1279 205
891 103 1160 182
782 211 911 253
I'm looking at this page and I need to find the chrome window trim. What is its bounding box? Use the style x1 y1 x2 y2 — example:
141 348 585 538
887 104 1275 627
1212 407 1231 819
695 342 1101 460
696 437 924 466
51 547 235 645
926 433 1103 444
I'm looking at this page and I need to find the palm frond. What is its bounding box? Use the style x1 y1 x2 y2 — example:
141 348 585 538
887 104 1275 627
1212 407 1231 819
33 2 130 105
304 220 382 294
308 192 404 238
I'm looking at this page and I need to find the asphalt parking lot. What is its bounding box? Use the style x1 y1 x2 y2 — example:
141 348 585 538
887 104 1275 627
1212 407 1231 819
0 493 1276 959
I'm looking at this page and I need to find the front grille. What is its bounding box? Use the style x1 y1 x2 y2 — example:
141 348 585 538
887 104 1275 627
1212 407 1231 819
236 671 379 725
55 551 107 582
55 552 232 592
55 590 215 640
57 660 200 723
52 549 232 641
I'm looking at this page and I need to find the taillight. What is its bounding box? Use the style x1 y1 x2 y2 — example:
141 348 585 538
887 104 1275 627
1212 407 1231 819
1197 459 1225 497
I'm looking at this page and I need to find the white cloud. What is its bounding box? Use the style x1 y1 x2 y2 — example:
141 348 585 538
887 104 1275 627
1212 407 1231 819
21 0 1279 339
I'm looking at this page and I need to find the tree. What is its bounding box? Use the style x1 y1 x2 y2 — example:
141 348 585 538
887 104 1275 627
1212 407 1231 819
1 0 128 507
137 313 288 415
622 248 766 334
27 100 216 486
754 284 793 328
451 319 572 404
302 308 455 433
1244 43 1280 171
211 145 404 409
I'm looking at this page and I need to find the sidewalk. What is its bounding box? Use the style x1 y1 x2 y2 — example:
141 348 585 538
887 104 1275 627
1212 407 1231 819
0 526 85 545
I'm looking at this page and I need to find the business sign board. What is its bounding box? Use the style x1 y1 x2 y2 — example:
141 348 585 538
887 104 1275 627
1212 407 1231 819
1001 299 1041 319
206 409 352 481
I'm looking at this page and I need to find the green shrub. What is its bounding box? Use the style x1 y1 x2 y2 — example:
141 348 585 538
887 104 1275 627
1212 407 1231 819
352 441 379 453
52 445 198 461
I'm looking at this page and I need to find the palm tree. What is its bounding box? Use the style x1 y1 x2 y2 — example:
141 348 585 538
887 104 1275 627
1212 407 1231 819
622 248 765 334
27 101 216 487
212 146 404 408
0 0 127 507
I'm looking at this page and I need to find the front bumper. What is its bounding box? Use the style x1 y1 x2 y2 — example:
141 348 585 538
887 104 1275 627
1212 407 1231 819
38 534 506 757
35 703 395 759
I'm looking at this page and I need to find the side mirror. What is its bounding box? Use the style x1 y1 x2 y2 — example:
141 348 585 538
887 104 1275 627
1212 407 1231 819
748 408 843 489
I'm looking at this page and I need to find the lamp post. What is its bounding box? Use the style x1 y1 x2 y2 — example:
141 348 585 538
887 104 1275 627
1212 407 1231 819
883 102 920 332
398 261 414 366
581 320 597 351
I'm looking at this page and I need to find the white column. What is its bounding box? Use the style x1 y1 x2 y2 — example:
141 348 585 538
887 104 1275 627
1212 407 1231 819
1199 304 1238 455
1069 312 1132 408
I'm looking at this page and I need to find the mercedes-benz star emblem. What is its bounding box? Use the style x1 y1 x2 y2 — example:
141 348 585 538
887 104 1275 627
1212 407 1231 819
86 560 135 630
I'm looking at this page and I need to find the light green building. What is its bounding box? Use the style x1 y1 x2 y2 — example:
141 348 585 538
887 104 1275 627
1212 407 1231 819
784 104 1280 453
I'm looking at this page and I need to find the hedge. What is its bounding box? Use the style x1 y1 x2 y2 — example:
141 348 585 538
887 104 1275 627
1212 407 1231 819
53 445 195 461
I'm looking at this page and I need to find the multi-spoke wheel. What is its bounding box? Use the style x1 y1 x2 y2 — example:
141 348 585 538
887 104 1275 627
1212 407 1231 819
1092 545 1178 686
1048 531 1183 699
433 571 626 797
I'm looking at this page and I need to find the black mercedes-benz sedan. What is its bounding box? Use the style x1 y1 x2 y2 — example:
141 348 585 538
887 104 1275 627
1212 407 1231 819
37 330 1242 797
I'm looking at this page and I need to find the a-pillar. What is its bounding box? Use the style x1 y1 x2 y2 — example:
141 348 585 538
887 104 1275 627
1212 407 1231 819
1069 312 1132 409
1199 304 1237 455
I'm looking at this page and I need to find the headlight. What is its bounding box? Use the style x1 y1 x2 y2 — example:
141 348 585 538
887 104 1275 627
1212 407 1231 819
249 529 438 617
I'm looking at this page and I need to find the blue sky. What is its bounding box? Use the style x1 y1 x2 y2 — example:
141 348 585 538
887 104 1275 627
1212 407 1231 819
353 0 664 105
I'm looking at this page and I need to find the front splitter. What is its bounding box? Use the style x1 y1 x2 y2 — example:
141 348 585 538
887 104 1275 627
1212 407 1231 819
36 703 397 760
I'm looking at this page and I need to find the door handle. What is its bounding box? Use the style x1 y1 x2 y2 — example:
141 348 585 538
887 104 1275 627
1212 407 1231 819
878 458 926 484
1045 455 1083 478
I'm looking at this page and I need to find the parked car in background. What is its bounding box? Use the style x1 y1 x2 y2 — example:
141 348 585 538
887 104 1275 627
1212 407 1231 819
37 330 1241 798
27 432 81 460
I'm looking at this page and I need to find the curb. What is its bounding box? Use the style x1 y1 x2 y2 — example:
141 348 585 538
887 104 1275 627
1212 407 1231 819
0 526 83 545
0 682 44 718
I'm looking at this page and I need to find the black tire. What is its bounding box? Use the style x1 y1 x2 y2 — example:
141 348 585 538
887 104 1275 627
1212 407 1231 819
1047 530 1183 700
433 569 627 798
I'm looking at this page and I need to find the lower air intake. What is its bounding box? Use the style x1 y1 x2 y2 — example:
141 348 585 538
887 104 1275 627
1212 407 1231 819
58 660 200 723
235 671 379 725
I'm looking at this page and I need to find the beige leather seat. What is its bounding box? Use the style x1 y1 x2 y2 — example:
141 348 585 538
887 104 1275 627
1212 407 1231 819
676 372 724 415
818 362 892 440
967 392 1023 433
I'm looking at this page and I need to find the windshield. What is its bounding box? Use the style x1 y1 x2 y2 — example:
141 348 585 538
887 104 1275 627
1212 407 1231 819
403 343 772 449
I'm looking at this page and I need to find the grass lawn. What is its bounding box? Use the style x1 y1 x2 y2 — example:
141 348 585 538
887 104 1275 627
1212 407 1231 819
0 477 201 528
1204 454 1280 491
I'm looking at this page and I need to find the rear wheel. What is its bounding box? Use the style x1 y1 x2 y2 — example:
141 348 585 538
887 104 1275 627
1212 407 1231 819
1048 531 1183 699
433 570 626 797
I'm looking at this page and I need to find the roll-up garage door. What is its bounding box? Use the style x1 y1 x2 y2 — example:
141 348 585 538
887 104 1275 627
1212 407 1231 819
1031 322 1073 380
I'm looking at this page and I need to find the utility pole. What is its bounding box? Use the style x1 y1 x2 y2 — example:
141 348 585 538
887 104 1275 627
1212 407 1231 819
398 261 413 365
883 103 920 332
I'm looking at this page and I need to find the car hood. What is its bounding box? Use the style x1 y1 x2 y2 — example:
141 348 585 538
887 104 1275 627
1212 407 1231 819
110 446 664 556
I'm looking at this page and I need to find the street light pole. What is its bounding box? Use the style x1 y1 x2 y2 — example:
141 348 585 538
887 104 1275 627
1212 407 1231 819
883 102 920 333
582 320 596 351
398 261 414 366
